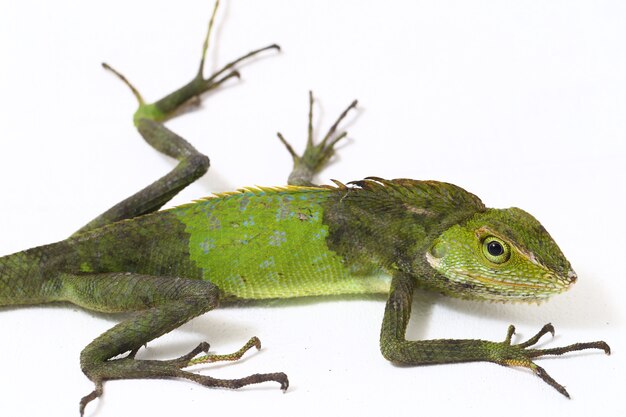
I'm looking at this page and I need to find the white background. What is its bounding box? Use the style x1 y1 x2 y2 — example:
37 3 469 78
0 1 624 416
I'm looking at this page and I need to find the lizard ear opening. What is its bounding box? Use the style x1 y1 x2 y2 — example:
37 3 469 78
429 240 447 259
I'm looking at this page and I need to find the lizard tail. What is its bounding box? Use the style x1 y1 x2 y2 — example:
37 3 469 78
0 244 65 307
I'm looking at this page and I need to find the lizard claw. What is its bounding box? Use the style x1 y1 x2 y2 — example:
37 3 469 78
517 323 555 348
79 382 103 417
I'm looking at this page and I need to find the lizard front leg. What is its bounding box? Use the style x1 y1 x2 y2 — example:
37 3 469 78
277 91 358 186
59 272 287 416
380 273 610 397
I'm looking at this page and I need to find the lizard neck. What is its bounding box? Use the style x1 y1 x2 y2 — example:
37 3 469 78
321 178 486 278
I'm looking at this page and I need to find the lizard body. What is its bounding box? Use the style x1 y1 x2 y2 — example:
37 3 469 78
1 179 482 302
0 2 609 415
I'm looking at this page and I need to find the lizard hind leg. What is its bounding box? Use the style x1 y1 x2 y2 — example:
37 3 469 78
58 272 287 416
74 1 280 235
79 339 288 416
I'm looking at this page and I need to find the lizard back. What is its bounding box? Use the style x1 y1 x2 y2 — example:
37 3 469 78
170 185 391 298
61 185 392 300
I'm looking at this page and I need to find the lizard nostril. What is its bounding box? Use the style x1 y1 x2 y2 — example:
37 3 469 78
567 269 578 283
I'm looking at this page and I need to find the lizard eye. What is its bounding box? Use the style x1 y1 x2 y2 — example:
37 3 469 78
482 236 510 264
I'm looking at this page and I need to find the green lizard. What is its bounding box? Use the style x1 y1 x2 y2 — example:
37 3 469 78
0 3 610 415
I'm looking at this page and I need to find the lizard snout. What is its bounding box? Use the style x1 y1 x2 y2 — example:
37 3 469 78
567 269 578 284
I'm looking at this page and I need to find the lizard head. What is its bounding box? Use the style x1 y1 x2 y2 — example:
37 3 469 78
425 207 575 302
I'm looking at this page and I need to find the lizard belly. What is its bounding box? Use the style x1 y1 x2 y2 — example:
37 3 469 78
173 189 391 299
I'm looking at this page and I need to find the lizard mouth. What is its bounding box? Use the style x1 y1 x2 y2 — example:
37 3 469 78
454 269 573 301
467 272 569 291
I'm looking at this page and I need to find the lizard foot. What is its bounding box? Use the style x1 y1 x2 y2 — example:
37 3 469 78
79 337 288 416
278 91 358 186
494 323 610 398
102 0 279 125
